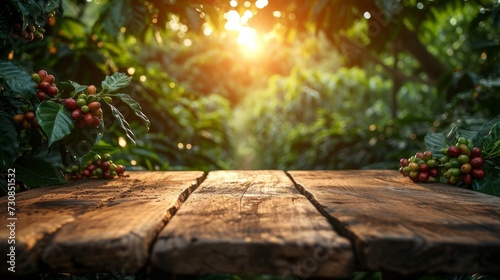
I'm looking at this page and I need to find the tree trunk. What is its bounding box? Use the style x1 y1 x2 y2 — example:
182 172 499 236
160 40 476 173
396 23 450 82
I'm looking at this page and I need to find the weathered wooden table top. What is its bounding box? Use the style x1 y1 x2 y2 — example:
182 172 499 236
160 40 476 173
1 170 500 278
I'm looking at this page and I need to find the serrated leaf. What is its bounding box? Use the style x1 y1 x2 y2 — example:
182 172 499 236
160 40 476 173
0 110 20 170
106 102 136 145
477 120 500 159
442 123 479 146
111 93 150 130
12 157 66 187
456 129 479 142
101 72 132 93
0 60 36 100
424 131 446 155
472 162 500 197
473 115 500 147
482 124 500 158
36 101 74 146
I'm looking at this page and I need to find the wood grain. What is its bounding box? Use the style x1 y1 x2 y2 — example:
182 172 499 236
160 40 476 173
288 170 500 275
0 171 204 275
152 170 353 278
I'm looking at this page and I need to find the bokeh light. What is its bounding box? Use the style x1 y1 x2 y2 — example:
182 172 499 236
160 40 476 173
223 2 263 53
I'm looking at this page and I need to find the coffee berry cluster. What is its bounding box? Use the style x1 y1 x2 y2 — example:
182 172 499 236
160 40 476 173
64 85 105 128
440 138 485 185
399 137 486 186
11 22 46 42
399 151 439 183
11 108 39 131
31 70 112 128
64 153 126 180
6 1 56 44
32 70 59 101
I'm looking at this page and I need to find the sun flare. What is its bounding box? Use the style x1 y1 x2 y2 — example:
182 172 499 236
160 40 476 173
237 26 260 49
224 7 263 54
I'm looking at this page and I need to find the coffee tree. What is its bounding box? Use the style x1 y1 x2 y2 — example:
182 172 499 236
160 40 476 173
1 1 149 192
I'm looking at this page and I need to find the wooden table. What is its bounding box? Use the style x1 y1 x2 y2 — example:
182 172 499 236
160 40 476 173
1 170 500 279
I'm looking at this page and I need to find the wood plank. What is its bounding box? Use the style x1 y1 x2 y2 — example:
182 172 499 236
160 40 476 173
152 170 354 278
288 170 500 275
0 171 204 275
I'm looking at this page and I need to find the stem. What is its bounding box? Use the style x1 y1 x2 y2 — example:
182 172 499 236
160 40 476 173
49 97 64 102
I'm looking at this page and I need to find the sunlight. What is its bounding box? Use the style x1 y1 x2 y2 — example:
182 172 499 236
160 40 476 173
237 26 258 48
224 10 241 31
224 7 262 54
255 0 268 9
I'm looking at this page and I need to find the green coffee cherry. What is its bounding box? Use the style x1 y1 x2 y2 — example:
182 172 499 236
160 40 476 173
78 93 88 101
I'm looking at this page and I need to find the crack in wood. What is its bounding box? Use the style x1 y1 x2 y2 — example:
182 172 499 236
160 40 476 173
0 171 205 275
286 170 500 275
151 170 354 278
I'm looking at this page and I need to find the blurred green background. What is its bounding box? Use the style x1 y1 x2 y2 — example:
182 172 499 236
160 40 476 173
3 0 499 173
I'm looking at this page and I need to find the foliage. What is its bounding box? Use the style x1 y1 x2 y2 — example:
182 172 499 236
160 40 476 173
1 1 500 280
58 1 236 171
0 60 148 193
239 66 425 170
0 0 63 57
425 116 500 196
235 1 500 174
1 0 237 183
98 42 236 171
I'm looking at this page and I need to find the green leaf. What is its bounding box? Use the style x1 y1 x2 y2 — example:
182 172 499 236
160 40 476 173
64 125 102 161
44 0 62 13
101 72 132 93
125 0 148 37
470 117 500 197
473 115 500 148
0 60 36 100
482 124 500 159
62 80 88 96
36 101 74 146
12 157 66 187
102 0 131 36
11 0 60 27
11 0 40 21
424 131 446 155
0 110 20 170
479 77 500 87
34 145 65 169
89 142 120 155
443 124 479 145
110 93 150 130
472 162 500 197
106 102 136 145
